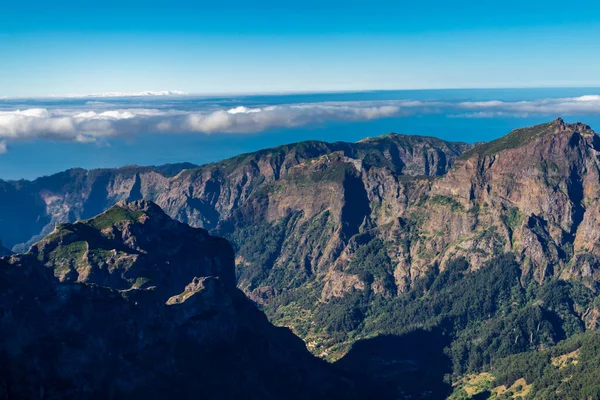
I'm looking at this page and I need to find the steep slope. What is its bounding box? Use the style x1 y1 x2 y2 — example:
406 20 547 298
0 134 470 252
450 330 600 399
0 163 197 252
216 119 600 365
4 120 600 397
407 118 600 284
313 118 600 299
0 200 370 400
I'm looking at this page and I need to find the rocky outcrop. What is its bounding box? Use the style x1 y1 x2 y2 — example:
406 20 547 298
6 119 600 359
0 135 470 252
0 201 370 400
311 118 600 298
399 118 600 286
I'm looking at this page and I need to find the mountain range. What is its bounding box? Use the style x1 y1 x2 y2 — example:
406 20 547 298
3 118 600 398
0 200 373 399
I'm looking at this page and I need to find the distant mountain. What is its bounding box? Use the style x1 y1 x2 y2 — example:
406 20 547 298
0 134 469 252
0 241 11 256
0 200 370 399
0 162 197 252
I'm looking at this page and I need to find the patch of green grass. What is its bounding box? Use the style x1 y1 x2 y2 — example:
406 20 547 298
429 195 465 212
503 207 524 230
86 248 114 265
47 240 88 276
49 240 87 263
287 162 351 186
87 206 145 230
459 121 555 160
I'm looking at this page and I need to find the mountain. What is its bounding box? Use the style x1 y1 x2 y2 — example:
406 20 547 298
0 241 11 256
3 119 600 397
0 200 370 400
0 135 470 253
0 162 197 253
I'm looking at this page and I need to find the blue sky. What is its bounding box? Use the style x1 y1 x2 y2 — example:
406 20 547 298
2 1 600 179
2 0 600 96
3 88 600 179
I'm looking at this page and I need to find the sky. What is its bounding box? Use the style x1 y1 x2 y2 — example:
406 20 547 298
2 0 600 96
2 1 600 179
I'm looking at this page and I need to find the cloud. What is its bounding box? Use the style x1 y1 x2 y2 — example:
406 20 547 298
0 141 7 154
181 103 404 134
455 95 600 117
0 102 412 147
1 94 600 152
47 90 188 99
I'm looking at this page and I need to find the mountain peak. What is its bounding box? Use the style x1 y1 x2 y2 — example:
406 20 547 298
113 198 165 220
460 118 596 160
1 208 366 400
116 198 159 211
30 200 235 294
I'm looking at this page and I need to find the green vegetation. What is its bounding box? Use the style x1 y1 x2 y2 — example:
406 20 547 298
346 238 395 292
286 160 353 186
449 373 495 399
132 276 150 289
490 331 600 399
86 206 145 230
231 213 299 290
48 240 87 262
46 240 88 278
231 210 339 291
502 206 524 230
257 251 600 397
429 195 465 212
459 121 555 160
86 248 115 265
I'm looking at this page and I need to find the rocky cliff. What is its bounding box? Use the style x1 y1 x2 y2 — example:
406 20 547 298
0 200 369 399
0 135 470 253
4 120 600 398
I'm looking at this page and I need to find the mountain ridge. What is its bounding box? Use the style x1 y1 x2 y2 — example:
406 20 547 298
4 119 600 398
0 200 373 399
0 131 471 251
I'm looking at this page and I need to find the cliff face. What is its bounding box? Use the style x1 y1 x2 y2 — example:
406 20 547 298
392 118 600 288
5 119 600 359
199 119 600 364
290 118 600 299
0 135 470 253
3 119 600 292
5 120 600 398
0 200 368 400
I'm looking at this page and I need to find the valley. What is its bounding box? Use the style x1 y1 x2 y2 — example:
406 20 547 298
3 118 600 398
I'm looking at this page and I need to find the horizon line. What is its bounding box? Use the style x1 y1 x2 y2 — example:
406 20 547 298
3 85 600 101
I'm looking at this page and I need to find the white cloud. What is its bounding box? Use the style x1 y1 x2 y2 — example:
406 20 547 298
0 140 7 154
0 94 600 153
227 106 262 114
0 102 411 147
456 95 600 116
48 90 188 99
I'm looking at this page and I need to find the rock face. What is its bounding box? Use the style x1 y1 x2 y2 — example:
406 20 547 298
4 119 600 358
222 119 600 302
0 135 470 252
0 200 369 400
399 118 600 286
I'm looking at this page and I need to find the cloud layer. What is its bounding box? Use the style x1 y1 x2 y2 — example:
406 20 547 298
0 102 412 144
1 94 600 153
